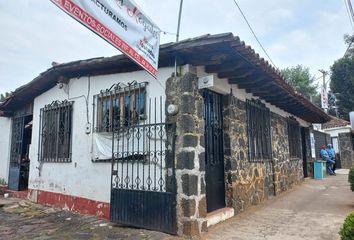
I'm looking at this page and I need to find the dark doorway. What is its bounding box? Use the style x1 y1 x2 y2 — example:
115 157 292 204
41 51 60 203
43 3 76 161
8 115 32 191
203 90 226 213
301 127 308 178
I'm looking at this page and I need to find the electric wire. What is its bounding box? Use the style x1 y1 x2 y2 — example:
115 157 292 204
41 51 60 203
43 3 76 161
231 0 277 68
344 0 354 56
344 0 354 32
347 0 354 24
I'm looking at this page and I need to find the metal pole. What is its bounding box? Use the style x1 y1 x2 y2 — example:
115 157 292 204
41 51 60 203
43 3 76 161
174 0 184 77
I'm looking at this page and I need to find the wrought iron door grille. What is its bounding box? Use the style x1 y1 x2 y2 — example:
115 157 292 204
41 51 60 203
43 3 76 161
246 99 272 162
10 117 25 168
38 100 73 162
288 117 301 158
110 95 177 234
111 96 176 192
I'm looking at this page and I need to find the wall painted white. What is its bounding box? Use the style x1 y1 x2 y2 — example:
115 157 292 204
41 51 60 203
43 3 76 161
323 126 352 138
0 117 12 184
28 63 315 203
196 66 312 127
29 67 173 203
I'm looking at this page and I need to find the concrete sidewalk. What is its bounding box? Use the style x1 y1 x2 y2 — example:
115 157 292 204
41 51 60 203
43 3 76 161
203 169 354 240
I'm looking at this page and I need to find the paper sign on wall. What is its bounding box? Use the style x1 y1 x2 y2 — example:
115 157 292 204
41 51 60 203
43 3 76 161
50 0 161 78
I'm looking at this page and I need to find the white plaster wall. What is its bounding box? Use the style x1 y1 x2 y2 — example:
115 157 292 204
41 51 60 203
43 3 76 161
196 66 312 127
0 117 12 184
29 67 173 203
323 126 351 137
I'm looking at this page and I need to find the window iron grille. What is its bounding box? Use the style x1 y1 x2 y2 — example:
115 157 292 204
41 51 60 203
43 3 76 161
39 100 73 162
93 81 147 132
288 117 301 158
246 99 272 162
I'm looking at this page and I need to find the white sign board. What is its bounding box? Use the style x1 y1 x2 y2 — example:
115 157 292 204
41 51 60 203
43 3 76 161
321 86 328 109
51 0 161 78
198 75 214 89
310 132 316 158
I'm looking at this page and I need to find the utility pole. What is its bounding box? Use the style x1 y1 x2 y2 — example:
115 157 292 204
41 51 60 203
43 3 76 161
174 0 184 77
319 69 329 113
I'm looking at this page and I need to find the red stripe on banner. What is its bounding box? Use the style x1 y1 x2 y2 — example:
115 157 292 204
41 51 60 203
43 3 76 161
55 0 158 77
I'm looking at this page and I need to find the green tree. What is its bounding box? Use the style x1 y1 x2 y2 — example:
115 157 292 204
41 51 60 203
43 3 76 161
344 34 354 57
312 93 321 108
0 92 11 103
330 57 354 120
330 39 354 120
281 65 318 99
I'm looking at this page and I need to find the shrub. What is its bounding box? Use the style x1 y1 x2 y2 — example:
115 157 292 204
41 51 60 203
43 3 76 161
340 213 354 240
349 168 354 192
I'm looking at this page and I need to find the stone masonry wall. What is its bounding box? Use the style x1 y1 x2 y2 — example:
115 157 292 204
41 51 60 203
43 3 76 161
271 113 303 195
223 97 304 214
223 96 267 214
166 69 306 236
165 70 207 236
339 132 354 169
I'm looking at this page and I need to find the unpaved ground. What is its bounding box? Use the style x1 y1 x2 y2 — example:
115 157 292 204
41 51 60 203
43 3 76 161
0 198 178 240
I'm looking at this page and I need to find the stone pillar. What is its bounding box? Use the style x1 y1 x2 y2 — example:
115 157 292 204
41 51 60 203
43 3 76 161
338 133 354 169
165 69 207 236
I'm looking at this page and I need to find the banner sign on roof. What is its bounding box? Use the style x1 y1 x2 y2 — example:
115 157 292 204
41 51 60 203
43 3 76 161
50 0 161 78
320 86 328 109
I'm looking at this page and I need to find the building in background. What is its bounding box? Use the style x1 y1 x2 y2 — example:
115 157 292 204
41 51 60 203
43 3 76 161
322 117 353 168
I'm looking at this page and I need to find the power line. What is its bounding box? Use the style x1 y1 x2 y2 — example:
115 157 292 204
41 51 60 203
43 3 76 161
347 0 354 24
231 0 277 68
344 0 354 32
344 0 354 57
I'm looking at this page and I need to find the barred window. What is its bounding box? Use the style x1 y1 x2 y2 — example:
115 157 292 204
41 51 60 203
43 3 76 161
288 118 301 158
39 100 73 162
246 99 272 162
95 82 147 132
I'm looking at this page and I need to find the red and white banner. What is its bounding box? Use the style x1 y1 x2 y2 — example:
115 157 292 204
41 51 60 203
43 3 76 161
321 86 328 109
50 0 161 78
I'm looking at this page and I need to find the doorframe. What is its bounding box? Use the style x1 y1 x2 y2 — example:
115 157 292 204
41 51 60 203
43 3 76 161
301 127 308 178
8 104 33 191
203 89 226 213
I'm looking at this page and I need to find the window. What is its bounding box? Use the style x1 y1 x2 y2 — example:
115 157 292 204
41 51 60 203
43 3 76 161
39 100 73 162
288 118 301 158
246 99 272 162
95 82 147 132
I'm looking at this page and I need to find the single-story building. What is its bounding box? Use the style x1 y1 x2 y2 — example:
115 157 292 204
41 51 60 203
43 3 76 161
0 33 330 236
322 117 354 168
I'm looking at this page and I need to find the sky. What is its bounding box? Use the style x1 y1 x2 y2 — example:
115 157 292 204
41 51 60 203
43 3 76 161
0 0 352 94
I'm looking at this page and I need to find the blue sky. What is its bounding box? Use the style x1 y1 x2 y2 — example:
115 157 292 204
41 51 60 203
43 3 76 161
0 0 352 94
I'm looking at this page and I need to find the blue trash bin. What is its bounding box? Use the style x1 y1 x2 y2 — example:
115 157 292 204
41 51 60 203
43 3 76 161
314 160 326 180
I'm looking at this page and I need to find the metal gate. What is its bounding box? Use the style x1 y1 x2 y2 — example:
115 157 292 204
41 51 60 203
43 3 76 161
204 90 226 213
110 96 177 234
8 117 25 190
